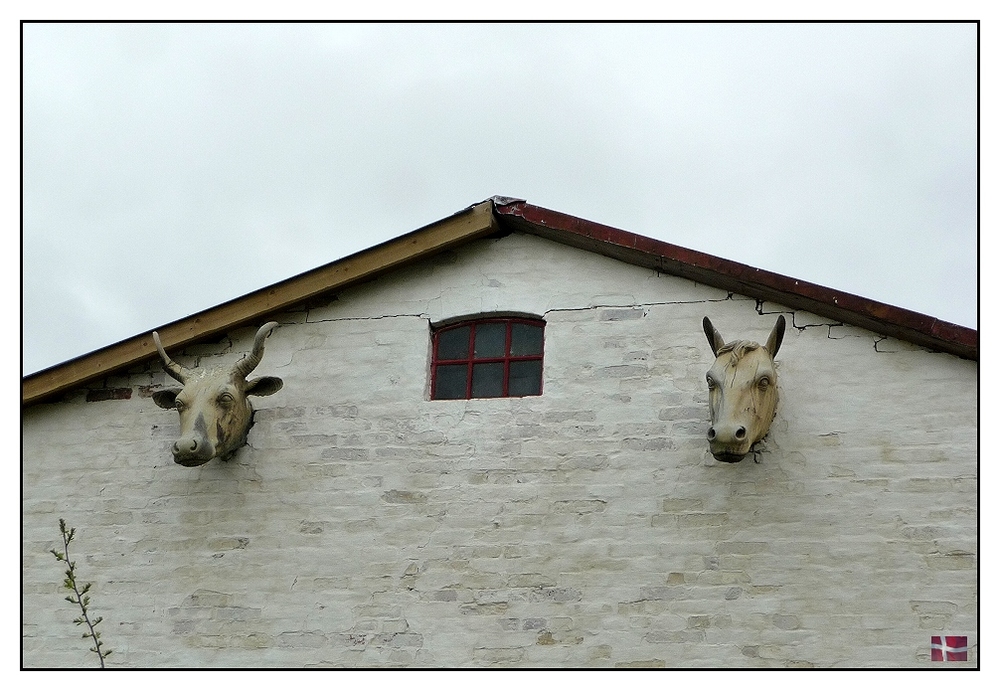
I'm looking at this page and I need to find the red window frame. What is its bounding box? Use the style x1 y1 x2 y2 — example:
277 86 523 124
431 317 545 400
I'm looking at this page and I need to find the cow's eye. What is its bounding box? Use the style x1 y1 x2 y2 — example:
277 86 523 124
217 393 235 405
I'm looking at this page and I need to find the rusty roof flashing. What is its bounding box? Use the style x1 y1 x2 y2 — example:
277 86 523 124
491 199 976 361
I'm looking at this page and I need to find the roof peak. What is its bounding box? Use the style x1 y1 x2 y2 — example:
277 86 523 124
23 198 976 405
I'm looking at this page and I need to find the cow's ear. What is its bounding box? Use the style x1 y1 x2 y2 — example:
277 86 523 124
246 376 283 397
152 388 182 409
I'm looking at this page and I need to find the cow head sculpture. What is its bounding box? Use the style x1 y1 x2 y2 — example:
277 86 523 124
702 315 785 463
151 322 283 466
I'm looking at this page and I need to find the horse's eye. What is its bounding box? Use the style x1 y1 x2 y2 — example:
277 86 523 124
757 377 770 389
175 400 186 412
706 376 716 389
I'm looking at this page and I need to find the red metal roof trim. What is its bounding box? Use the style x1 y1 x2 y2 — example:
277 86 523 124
494 200 977 361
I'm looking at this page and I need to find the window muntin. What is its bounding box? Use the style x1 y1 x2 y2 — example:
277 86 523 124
431 318 544 400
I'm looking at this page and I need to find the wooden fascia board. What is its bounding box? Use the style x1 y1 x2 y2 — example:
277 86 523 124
495 201 978 361
22 201 498 406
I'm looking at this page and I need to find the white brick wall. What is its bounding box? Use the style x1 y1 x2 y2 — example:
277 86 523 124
22 233 978 668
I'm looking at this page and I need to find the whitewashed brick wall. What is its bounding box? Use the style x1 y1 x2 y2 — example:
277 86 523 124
22 233 977 667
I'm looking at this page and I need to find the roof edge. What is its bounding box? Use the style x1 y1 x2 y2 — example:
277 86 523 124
23 200 498 406
493 199 977 361
23 196 976 407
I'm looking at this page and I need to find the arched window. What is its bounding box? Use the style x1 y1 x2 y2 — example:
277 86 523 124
431 317 545 400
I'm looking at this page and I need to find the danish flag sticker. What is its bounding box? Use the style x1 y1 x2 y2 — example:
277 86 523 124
930 635 968 661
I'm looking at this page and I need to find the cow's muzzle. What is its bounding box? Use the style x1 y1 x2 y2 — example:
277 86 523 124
172 437 215 466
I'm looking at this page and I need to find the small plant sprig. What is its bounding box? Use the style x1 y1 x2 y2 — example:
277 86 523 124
50 519 112 668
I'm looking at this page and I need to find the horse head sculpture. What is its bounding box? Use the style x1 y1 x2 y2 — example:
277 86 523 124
151 322 283 466
702 315 785 463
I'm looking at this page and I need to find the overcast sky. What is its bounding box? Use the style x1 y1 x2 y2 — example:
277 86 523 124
22 21 978 376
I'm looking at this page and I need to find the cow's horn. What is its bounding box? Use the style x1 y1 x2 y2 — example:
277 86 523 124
152 331 192 384
231 322 279 380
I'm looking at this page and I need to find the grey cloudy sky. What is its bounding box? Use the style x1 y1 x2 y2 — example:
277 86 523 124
22 21 977 376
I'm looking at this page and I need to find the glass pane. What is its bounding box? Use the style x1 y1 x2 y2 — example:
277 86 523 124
474 322 507 358
437 326 470 360
511 322 543 356
434 364 469 399
471 362 504 398
508 360 543 397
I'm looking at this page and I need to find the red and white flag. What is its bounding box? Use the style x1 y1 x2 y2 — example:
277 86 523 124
931 635 968 661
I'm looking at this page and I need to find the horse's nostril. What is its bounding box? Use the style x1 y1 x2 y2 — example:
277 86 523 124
707 427 716 440
735 427 746 440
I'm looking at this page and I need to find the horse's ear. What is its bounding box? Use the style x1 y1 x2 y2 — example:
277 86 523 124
766 315 786 358
703 317 726 356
